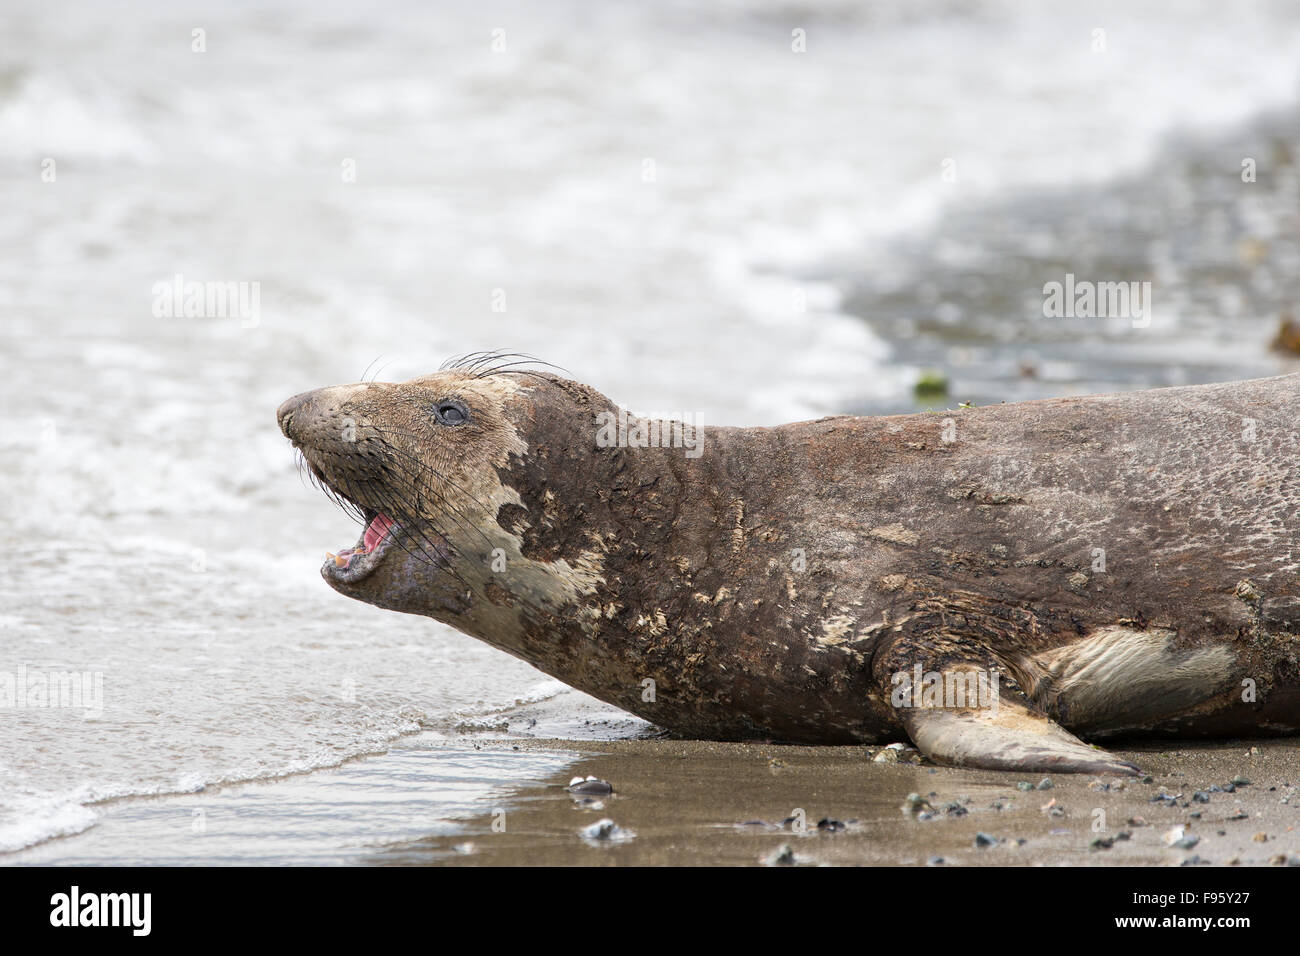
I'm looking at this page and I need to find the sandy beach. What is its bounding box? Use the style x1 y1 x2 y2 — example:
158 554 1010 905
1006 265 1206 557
10 692 1299 866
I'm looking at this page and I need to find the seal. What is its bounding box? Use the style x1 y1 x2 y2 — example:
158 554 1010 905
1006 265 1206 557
277 354 1300 774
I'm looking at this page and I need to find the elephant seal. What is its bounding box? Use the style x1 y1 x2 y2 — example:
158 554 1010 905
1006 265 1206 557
277 355 1300 774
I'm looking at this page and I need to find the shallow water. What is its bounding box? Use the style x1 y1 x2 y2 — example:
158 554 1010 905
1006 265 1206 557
10 738 580 866
3 0 1300 858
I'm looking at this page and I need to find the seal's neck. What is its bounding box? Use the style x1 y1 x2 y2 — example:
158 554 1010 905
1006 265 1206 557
459 406 751 653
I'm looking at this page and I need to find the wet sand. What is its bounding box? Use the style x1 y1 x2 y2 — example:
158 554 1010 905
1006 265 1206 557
10 684 1300 866
395 737 1300 867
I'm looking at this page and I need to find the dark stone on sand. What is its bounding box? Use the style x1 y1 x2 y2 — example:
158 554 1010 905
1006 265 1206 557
567 776 614 796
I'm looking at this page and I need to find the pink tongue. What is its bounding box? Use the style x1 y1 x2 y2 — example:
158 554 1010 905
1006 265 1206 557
363 513 396 552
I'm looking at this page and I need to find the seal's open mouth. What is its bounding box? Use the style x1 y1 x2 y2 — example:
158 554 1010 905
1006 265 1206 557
291 447 453 585
325 508 398 583
296 452 401 584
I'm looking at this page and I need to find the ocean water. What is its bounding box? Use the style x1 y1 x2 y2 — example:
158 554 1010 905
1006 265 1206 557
3 0 1300 859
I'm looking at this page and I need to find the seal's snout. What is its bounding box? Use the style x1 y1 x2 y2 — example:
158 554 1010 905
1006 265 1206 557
277 391 311 439
278 383 375 442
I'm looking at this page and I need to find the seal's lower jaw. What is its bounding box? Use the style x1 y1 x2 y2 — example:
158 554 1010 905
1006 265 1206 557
322 511 399 585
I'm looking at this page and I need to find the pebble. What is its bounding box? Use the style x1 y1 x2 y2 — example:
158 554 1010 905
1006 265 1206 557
902 792 934 816
974 832 999 848
764 844 797 867
581 819 635 843
567 776 614 796
873 743 922 765
1090 828 1131 849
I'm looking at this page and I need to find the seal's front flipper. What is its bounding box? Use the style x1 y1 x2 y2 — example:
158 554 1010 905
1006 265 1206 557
875 618 1141 775
899 699 1141 775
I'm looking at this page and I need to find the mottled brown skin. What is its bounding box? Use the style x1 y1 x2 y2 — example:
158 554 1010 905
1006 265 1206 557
278 367 1300 774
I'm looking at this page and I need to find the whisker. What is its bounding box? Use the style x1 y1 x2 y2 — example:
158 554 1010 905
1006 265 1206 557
438 349 566 379
360 355 382 384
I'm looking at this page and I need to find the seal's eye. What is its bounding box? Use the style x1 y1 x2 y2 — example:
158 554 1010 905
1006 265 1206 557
434 399 469 426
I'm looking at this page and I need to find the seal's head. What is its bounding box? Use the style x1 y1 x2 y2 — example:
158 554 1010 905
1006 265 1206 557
277 359 615 651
